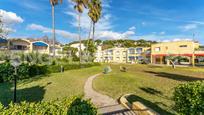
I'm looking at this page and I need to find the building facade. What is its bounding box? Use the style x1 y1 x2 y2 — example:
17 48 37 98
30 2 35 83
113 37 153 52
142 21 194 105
127 47 151 63
99 47 150 63
151 40 204 65
0 37 63 56
94 45 103 62
102 47 127 63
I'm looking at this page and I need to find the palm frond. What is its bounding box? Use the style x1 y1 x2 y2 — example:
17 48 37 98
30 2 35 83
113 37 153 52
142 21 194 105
50 0 62 5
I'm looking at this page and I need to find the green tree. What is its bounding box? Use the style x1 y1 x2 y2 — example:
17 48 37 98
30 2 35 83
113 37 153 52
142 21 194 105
50 0 63 57
63 46 79 61
95 39 102 45
84 40 97 62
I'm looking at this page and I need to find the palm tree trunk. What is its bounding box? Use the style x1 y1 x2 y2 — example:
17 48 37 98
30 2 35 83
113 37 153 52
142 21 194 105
52 5 56 57
92 22 95 40
78 13 82 63
85 20 93 62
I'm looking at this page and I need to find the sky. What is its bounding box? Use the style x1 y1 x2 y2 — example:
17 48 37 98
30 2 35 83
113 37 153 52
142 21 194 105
0 0 204 44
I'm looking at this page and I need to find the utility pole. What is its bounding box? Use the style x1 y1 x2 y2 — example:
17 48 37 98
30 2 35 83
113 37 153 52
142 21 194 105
52 5 56 57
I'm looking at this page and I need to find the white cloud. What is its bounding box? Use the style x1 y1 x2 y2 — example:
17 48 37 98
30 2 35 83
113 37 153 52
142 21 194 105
160 31 166 35
179 24 198 31
97 30 135 40
65 0 135 40
129 26 136 31
27 24 78 39
65 9 112 32
141 22 146 26
0 9 24 25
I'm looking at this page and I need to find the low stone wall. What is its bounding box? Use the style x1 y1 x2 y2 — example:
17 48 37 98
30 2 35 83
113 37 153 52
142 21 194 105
132 101 158 115
119 94 159 115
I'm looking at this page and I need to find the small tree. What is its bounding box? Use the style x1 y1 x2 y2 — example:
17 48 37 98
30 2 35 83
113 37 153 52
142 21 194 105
63 46 79 61
173 81 204 115
84 39 97 62
166 55 176 68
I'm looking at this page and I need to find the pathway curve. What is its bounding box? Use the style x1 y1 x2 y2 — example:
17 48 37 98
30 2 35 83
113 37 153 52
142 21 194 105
84 73 135 115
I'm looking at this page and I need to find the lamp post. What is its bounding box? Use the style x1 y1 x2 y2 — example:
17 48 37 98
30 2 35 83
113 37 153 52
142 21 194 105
11 58 21 103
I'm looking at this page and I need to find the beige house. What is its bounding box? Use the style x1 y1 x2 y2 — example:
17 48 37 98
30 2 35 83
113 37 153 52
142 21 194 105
127 47 150 63
94 45 103 62
102 47 127 63
151 40 204 66
0 38 63 56
100 47 150 63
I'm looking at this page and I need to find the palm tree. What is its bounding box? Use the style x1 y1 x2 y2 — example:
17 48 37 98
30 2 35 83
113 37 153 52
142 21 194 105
85 0 101 61
50 0 62 57
72 0 89 63
88 0 102 40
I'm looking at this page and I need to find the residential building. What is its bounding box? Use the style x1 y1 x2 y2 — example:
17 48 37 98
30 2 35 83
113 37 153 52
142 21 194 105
94 45 103 62
0 37 63 56
102 47 127 63
151 40 204 66
100 47 150 63
127 47 151 63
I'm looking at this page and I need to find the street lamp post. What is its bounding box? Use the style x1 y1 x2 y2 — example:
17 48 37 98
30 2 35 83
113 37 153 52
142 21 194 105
11 58 21 103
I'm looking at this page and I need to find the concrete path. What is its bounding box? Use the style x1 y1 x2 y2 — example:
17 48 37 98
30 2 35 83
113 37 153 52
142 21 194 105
84 73 135 115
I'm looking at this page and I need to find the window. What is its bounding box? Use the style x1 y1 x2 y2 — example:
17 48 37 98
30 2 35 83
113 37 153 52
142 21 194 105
123 51 126 55
136 56 143 60
128 48 135 54
129 56 135 61
116 57 120 61
155 47 160 52
116 51 120 55
108 50 113 55
109 57 113 60
179 45 187 48
136 48 143 54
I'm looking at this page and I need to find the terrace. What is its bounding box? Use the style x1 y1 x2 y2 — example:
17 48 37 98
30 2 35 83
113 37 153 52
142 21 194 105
32 41 49 54
9 39 31 53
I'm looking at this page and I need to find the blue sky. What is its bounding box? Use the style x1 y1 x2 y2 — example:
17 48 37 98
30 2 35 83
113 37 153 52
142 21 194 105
0 0 204 44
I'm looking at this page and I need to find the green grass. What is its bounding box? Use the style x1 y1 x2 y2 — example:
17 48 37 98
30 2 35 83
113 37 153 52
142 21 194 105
93 64 204 115
0 66 103 106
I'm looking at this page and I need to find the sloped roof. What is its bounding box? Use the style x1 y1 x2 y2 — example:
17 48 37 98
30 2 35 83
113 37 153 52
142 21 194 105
33 41 48 47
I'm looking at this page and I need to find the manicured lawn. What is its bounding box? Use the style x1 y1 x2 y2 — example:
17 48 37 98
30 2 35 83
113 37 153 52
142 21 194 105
93 64 204 115
0 66 102 106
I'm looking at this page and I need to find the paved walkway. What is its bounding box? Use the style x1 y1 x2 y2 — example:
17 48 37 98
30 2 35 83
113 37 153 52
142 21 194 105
84 73 135 115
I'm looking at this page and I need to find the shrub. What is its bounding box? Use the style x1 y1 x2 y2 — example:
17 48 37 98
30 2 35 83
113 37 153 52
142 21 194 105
103 66 112 74
0 62 14 83
173 81 204 115
0 63 30 83
17 63 30 80
0 97 97 115
29 64 48 76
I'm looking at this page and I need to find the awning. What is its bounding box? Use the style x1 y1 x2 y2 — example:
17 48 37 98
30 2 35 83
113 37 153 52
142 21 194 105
33 42 48 47
0 37 8 43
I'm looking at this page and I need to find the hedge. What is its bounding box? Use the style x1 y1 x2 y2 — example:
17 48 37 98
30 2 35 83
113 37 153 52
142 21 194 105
0 97 97 115
0 62 100 83
173 81 204 115
47 62 101 73
0 63 30 83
